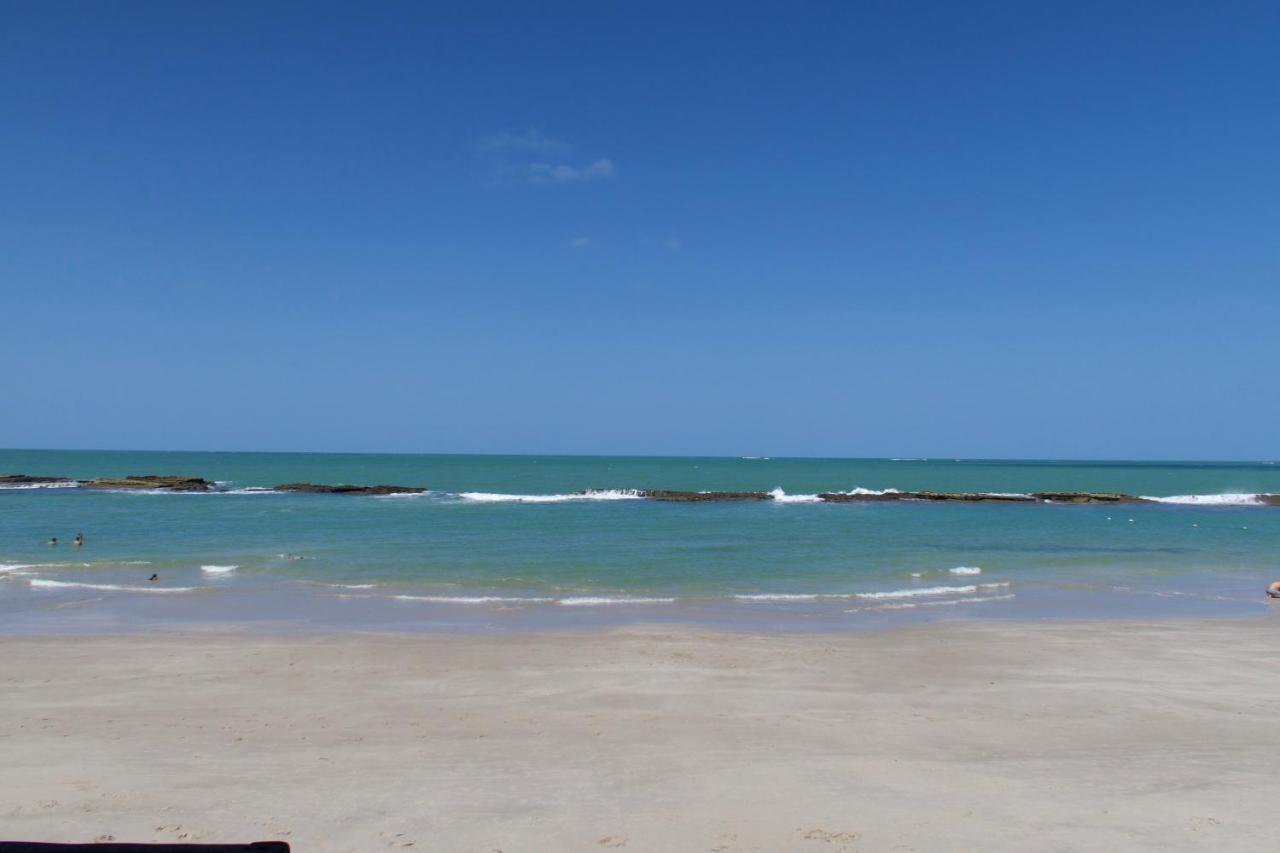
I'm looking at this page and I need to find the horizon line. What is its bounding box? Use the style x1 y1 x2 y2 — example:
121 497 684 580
1 447 1276 466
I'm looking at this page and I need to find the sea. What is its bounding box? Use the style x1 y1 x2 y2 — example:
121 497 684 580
2 450 1279 633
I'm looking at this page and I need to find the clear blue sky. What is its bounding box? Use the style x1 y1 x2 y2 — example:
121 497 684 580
2 1 1277 458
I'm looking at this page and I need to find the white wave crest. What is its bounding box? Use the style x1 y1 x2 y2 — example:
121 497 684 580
393 595 555 604
28 578 196 594
855 584 979 600
332 583 377 589
458 490 641 503
865 593 1016 611
768 488 822 504
0 481 79 490
201 564 238 574
949 566 982 575
557 596 677 606
832 486 902 496
1142 493 1263 506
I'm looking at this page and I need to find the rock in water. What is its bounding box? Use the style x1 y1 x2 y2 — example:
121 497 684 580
0 474 76 486
273 483 427 495
81 475 215 491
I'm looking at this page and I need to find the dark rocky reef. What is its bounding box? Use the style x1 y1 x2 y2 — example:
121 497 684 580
1258 494 1280 507
819 490 1149 504
635 489 774 502
818 491 1036 503
0 474 75 486
274 483 427 495
1029 492 1147 504
81 474 215 491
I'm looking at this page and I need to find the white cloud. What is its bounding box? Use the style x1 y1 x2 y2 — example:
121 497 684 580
525 158 615 185
569 236 591 249
474 130 615 187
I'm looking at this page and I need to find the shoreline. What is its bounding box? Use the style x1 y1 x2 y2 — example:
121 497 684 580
3 619 1278 851
2 576 1276 636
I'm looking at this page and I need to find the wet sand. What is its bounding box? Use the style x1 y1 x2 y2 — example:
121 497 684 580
2 619 1277 851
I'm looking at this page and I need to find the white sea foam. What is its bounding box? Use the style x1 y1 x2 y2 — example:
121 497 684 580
949 566 983 575
0 563 35 574
734 592 846 601
0 481 79 490
458 490 641 503
768 488 822 503
201 564 238 574
393 595 555 604
28 578 197 594
333 583 377 589
1142 493 1264 506
855 584 979 600
831 486 902 496
557 596 677 606
864 593 1016 611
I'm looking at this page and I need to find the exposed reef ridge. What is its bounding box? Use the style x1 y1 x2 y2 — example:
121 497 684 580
80 475 216 491
273 483 427 495
4 474 1277 505
0 474 75 486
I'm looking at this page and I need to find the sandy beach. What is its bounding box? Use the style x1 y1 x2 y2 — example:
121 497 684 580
2 619 1277 851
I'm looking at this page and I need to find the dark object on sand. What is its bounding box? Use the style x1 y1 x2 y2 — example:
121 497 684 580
148 574 159 582
0 843 289 852
274 483 426 495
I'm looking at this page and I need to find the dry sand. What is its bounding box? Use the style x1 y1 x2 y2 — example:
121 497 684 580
2 619 1278 851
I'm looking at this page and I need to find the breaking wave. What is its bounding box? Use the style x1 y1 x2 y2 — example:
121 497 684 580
28 578 197 594
558 596 677 606
863 593 1016 611
768 488 822 503
390 594 675 606
1142 493 1264 506
458 490 642 503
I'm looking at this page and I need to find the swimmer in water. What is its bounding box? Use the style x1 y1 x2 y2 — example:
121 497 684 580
1267 580 1280 599
73 532 84 548
148 573 158 582
46 536 57 546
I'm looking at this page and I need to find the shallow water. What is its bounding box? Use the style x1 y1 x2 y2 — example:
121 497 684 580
2 450 1279 632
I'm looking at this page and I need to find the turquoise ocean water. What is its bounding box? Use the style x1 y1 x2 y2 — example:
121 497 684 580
2 450 1279 632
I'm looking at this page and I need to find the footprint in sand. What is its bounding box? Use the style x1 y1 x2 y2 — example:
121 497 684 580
597 837 627 848
379 831 417 847
798 828 860 845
